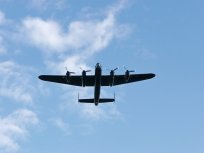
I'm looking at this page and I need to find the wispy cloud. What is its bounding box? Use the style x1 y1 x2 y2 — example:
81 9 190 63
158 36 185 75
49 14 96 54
50 118 71 135
0 109 39 152
21 10 117 54
21 17 66 52
135 48 157 60
0 11 8 54
0 11 6 25
0 36 7 54
0 9 42 153
20 0 128 55
0 61 36 104
29 0 67 10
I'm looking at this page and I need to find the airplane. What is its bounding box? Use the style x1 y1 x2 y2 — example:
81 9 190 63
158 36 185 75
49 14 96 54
38 63 155 106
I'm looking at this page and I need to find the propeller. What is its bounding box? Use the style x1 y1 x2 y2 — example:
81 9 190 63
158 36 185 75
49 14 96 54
112 67 119 71
65 67 75 75
110 67 118 74
123 66 135 81
123 66 135 73
80 67 91 73
106 67 118 76
80 67 91 87
64 67 75 83
106 67 119 72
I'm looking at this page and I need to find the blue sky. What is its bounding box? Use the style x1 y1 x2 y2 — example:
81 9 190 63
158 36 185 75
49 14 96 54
0 0 204 153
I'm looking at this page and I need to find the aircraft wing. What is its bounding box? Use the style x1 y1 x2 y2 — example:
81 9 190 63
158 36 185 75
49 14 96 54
38 75 95 87
101 73 155 86
39 73 155 87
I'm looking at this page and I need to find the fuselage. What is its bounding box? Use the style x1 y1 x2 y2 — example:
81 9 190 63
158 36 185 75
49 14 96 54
94 63 101 106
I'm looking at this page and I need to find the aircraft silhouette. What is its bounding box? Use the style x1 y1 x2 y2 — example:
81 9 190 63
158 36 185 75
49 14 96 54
38 63 155 106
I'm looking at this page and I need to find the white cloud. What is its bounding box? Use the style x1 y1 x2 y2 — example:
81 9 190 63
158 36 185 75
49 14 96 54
80 103 123 121
65 12 115 54
20 0 126 55
81 105 108 121
0 11 6 25
47 55 91 75
135 48 157 60
0 61 35 104
50 118 71 135
30 0 46 9
0 36 7 54
0 109 39 152
29 0 67 10
21 15 115 53
0 11 8 54
21 17 66 51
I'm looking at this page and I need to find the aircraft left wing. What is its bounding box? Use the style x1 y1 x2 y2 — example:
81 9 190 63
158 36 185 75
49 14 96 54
38 75 95 86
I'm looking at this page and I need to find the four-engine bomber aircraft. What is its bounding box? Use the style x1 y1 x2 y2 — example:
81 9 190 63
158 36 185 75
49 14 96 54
38 63 155 106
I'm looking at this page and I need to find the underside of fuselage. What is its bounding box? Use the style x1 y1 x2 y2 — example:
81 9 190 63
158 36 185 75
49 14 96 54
78 63 115 106
94 63 101 105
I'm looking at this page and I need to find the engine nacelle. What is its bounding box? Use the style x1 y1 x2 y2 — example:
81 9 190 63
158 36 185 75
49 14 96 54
65 71 71 83
125 70 130 82
81 69 91 87
81 70 87 87
109 68 118 86
124 69 134 82
109 70 114 86
64 67 75 83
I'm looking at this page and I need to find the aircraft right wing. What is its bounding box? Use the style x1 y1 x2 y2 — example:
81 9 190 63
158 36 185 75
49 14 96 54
101 73 155 86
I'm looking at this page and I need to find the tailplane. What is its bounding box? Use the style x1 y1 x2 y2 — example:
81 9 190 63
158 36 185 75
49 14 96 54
78 93 115 105
78 98 115 103
78 98 94 103
99 98 115 103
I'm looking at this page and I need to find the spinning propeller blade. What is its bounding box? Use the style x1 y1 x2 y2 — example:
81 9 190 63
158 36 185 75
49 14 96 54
65 67 75 74
80 67 91 73
106 67 119 72
113 67 119 71
123 66 135 73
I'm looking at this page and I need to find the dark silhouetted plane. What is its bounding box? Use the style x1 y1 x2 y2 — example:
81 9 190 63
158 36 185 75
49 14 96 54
38 63 155 106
